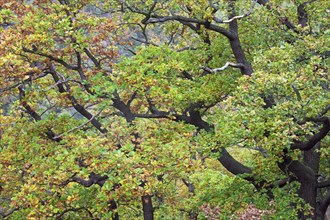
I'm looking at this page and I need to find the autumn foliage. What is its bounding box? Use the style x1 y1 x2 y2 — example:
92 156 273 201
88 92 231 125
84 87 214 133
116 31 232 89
0 0 329 219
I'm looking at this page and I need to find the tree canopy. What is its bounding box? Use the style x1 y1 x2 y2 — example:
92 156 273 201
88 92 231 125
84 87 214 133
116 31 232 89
0 0 329 219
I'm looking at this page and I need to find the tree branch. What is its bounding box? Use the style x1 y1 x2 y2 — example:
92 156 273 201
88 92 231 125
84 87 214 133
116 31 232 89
71 172 108 187
52 109 104 140
0 207 19 218
257 0 299 33
278 158 315 182
182 178 195 193
55 207 94 220
202 62 247 73
291 117 330 150
49 68 108 134
316 179 330 188
213 0 258 24
124 3 234 39
0 70 49 93
217 147 253 178
22 47 78 70
145 15 234 39
83 48 101 69
18 85 62 141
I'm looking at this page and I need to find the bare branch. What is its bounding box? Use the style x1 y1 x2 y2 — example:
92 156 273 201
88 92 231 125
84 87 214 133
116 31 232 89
40 105 56 117
145 15 234 38
213 0 258 23
202 62 247 73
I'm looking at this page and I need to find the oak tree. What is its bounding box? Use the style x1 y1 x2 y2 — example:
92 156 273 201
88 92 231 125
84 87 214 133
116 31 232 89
0 0 329 219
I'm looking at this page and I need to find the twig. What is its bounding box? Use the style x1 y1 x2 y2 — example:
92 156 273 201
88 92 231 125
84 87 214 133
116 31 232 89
213 0 258 23
52 108 104 140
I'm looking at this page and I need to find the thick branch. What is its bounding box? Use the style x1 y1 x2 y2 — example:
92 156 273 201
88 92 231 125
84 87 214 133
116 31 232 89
297 0 316 27
291 117 330 150
112 92 135 123
49 69 108 134
217 148 253 178
71 172 108 187
134 104 254 183
141 195 154 220
228 1 254 75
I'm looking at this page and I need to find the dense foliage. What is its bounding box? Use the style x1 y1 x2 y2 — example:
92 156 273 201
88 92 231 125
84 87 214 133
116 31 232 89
0 0 329 219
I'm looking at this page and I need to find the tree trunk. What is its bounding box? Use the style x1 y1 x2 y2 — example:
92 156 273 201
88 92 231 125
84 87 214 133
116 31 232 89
278 154 318 219
142 195 154 220
299 179 317 219
300 147 320 219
